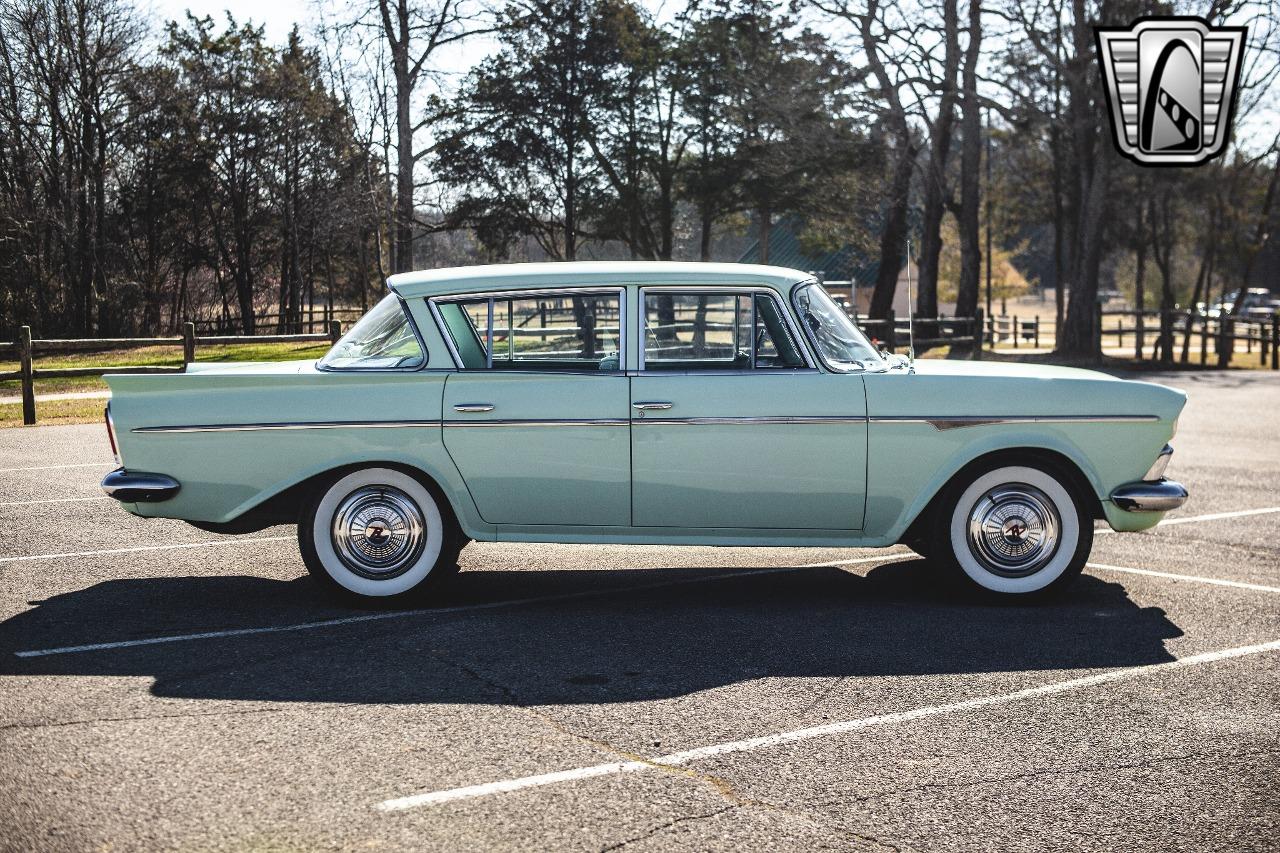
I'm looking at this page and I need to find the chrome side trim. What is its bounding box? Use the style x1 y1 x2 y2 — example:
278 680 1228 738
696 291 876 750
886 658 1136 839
443 418 629 428
1111 479 1189 512
134 413 1157 434
633 415 867 426
133 420 443 434
869 414 1161 431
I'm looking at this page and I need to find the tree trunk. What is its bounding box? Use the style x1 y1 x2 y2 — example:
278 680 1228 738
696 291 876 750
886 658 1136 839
869 147 913 319
916 0 960 320
954 0 982 322
388 0 414 274
758 209 771 264
699 208 713 262
1055 0 1110 358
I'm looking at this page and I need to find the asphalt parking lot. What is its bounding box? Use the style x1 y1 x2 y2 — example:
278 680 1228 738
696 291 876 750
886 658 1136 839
1 369 1277 852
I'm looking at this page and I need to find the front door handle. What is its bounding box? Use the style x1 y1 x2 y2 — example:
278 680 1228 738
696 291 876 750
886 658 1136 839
632 401 673 411
453 403 495 413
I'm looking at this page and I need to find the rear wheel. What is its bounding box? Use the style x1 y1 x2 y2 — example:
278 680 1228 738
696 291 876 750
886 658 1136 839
930 463 1091 598
299 467 463 602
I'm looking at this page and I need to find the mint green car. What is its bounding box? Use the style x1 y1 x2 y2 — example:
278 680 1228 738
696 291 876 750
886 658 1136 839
102 262 1188 601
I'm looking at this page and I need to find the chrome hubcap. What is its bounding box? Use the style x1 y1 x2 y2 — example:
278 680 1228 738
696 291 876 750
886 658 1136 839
330 486 426 579
966 483 1061 577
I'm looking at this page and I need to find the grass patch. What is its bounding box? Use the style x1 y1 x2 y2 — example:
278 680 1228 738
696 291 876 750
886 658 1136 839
0 397 106 427
0 341 332 397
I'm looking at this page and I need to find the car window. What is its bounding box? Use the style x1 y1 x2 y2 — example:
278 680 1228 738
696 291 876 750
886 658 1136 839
643 291 805 371
793 283 883 371
319 294 425 370
437 292 622 371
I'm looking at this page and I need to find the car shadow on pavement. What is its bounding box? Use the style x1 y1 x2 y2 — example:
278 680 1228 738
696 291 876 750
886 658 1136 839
0 559 1183 705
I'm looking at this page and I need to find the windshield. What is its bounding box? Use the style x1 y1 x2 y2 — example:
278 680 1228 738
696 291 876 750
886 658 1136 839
319 294 425 370
792 283 883 371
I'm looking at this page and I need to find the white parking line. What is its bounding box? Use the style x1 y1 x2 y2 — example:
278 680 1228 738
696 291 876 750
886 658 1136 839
0 536 294 565
15 559 908 658
0 462 112 472
1088 562 1280 594
1157 506 1280 526
0 496 108 508
375 637 1280 811
1096 505 1280 535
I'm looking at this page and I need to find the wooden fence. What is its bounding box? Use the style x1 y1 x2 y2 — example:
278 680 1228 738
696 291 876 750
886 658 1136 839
1 321 342 425
1098 308 1280 369
846 308 986 358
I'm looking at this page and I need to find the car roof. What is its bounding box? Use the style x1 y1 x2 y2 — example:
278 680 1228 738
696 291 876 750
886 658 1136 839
386 261 814 299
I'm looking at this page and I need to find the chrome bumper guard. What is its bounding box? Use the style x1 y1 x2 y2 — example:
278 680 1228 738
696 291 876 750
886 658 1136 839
101 468 181 503
1111 479 1188 513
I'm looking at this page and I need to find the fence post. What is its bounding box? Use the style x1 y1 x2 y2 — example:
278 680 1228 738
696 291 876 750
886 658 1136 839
1218 315 1232 368
182 322 196 369
1012 316 1019 349
18 325 35 426
1034 315 1040 349
1272 315 1278 370
884 309 896 354
1095 303 1104 356
1200 315 1209 365
329 320 341 344
973 308 984 360
1159 308 1172 365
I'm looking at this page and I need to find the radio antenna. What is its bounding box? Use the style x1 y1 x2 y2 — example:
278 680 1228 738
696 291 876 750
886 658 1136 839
905 239 916 369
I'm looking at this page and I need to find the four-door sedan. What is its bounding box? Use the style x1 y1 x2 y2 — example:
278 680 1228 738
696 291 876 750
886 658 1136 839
102 262 1188 601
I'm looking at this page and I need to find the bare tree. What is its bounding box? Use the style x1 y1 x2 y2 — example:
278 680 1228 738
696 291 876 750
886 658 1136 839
326 0 492 273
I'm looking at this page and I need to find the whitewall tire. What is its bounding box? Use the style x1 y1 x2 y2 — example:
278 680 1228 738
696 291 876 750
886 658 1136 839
299 467 461 601
935 464 1091 597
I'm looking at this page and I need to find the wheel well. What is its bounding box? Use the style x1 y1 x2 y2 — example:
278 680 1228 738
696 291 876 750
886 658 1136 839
191 462 464 536
900 447 1103 546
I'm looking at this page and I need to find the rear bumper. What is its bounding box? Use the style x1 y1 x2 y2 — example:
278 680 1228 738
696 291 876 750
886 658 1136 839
101 468 181 503
1110 479 1189 513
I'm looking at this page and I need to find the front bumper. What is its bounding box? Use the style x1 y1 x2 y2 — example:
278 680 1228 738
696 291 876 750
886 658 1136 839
102 468 181 503
1110 479 1189 513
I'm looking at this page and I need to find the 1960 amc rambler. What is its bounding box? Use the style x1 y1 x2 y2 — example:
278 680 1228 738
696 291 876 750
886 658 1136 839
101 262 1188 601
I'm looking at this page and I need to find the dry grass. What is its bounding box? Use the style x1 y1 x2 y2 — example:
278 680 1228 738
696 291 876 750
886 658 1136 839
0 341 331 427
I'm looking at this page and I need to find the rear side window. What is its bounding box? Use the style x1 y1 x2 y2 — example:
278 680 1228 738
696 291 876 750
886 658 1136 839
319 295 425 370
436 291 623 371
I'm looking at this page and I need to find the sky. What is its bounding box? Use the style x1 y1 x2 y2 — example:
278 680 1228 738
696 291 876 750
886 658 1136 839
146 0 1276 155
147 0 316 42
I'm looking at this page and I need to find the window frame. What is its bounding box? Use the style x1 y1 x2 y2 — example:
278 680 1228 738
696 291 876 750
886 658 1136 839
637 285 815 374
428 286 627 374
316 294 429 373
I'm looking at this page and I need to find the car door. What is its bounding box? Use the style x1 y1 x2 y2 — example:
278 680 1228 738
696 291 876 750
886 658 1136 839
630 288 868 530
435 288 631 527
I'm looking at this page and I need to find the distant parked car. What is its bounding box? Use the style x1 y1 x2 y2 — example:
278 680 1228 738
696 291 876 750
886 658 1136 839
101 262 1188 601
1199 288 1279 319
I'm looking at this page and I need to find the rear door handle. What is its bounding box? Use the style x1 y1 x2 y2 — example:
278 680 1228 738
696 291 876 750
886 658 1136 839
453 403 495 413
632 401 673 411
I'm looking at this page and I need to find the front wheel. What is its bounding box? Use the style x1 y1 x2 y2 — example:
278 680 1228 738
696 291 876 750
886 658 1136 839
931 464 1092 598
299 467 462 602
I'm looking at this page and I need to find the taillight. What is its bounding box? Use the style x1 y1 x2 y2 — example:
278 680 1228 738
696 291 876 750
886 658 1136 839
105 405 121 467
